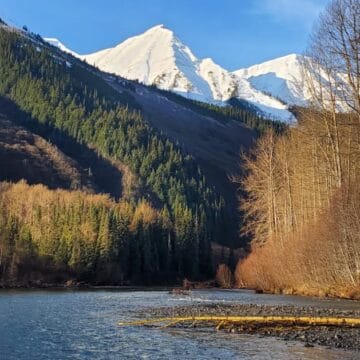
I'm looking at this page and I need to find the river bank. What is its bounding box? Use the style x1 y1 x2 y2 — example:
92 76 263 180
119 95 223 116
143 303 360 351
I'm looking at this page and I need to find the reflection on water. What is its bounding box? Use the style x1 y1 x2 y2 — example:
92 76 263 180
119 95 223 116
0 289 358 359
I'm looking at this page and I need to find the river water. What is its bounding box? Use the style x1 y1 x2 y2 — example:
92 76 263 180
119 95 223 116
0 289 359 359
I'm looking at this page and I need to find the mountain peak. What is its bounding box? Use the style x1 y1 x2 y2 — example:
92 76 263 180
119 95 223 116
145 24 172 34
148 24 165 30
201 57 215 64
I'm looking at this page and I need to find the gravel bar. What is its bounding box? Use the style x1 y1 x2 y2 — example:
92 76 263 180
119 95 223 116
138 303 360 351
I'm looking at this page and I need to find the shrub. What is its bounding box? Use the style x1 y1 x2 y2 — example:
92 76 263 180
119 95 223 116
216 264 233 288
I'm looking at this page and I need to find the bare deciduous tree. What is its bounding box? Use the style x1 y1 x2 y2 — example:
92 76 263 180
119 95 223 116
236 0 360 298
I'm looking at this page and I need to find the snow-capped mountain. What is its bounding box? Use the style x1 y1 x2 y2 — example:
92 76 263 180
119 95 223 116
45 25 301 122
81 25 217 103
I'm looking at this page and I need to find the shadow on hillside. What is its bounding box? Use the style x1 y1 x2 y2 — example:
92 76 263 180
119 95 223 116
0 95 123 199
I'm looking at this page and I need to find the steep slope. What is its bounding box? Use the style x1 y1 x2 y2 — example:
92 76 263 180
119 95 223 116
105 77 257 246
234 54 309 106
47 25 294 122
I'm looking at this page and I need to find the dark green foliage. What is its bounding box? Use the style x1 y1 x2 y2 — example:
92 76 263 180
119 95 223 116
227 98 287 134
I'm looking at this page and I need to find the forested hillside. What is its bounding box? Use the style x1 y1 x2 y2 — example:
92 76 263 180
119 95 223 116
0 25 219 284
109 74 278 248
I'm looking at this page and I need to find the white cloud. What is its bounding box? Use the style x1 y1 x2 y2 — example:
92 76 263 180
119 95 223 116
254 0 328 27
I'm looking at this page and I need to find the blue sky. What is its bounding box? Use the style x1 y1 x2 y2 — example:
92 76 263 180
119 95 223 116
1 0 329 70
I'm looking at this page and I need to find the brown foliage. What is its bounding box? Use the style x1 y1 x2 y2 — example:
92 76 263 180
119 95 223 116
236 187 360 297
216 264 233 289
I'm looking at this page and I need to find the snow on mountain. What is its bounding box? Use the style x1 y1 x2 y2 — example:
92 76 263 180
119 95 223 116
198 58 238 101
234 54 351 113
46 25 296 122
80 25 216 103
234 76 294 120
234 54 310 106
45 38 79 57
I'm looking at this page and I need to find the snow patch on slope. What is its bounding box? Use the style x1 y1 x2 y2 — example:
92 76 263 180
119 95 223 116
234 54 309 106
235 76 294 122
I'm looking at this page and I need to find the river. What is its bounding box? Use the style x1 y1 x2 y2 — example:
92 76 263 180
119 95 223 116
0 289 359 359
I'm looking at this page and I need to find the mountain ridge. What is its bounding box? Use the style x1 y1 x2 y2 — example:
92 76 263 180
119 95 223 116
45 25 300 122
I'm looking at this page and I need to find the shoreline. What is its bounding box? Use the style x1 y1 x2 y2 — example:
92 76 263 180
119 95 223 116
2 283 360 302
